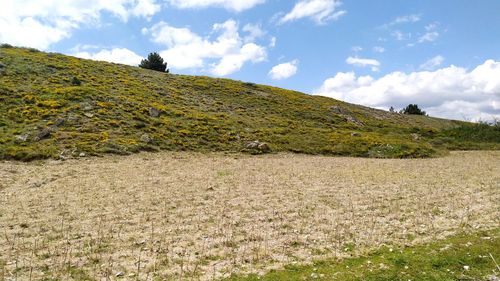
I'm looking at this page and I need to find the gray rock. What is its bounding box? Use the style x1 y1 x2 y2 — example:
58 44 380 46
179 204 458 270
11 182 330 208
245 141 260 150
329 105 347 115
149 107 161 117
344 115 364 126
257 142 270 152
54 118 65 127
330 106 364 126
411 133 420 141
83 112 94 118
115 272 124 278
33 128 51 142
80 102 94 111
15 134 30 143
487 275 500 281
245 141 271 153
140 133 152 143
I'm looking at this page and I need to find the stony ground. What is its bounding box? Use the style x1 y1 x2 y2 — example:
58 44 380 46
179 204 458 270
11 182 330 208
0 151 499 280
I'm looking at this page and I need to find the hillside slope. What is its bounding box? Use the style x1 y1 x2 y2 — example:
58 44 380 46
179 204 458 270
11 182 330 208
0 46 499 160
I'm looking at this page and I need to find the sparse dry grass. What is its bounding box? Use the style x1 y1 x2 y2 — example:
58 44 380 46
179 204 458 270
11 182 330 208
0 151 499 280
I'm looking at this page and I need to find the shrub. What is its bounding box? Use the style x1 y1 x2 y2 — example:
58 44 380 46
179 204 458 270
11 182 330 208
0 43 14 48
139 52 169 72
402 104 426 115
71 77 82 86
441 122 500 143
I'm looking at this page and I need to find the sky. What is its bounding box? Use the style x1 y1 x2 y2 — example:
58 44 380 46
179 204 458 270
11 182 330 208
1 0 500 121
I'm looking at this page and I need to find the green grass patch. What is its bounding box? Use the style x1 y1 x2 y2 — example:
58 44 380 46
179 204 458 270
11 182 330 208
225 228 500 281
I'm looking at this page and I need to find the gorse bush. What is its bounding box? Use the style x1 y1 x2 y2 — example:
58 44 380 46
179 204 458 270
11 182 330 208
139 52 169 73
71 76 81 86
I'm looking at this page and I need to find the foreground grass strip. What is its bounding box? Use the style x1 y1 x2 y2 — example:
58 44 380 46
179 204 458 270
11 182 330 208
226 228 500 281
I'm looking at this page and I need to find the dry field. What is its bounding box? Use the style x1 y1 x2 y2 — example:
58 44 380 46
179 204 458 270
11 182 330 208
1 151 499 280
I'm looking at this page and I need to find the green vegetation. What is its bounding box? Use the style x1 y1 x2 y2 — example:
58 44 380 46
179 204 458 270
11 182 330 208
139 52 169 72
435 122 500 150
0 46 499 160
225 228 500 281
402 103 426 115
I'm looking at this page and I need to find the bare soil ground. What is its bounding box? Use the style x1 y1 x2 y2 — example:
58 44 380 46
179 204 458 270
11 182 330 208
1 151 499 280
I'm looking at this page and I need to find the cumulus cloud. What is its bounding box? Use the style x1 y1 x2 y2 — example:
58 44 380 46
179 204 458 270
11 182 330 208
268 60 299 80
373 46 385 53
167 0 265 12
212 43 267 76
279 0 346 25
419 55 444 70
346 56 380 72
0 0 160 50
74 48 144 66
314 60 500 121
143 19 267 76
131 0 162 18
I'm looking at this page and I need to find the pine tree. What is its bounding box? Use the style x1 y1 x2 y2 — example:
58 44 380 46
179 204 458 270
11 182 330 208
402 104 426 115
139 52 169 72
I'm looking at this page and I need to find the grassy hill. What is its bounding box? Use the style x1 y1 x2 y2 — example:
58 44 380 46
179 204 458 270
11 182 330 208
0 45 499 160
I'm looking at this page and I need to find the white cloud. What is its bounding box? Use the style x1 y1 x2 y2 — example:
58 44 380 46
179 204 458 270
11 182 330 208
418 31 439 43
268 60 299 80
413 22 440 45
419 55 444 70
346 56 380 72
0 0 161 50
143 19 267 75
167 0 265 12
74 48 144 66
131 0 161 18
212 43 266 76
391 30 411 41
314 60 500 121
425 22 439 31
269 37 277 47
243 23 266 42
384 14 421 28
351 46 363 52
279 0 346 25
146 22 201 47
373 46 385 53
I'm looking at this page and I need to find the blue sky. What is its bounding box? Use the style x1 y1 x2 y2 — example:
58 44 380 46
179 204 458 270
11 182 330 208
1 0 500 121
